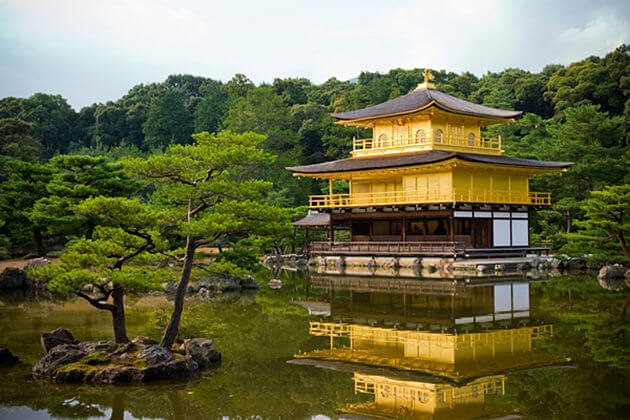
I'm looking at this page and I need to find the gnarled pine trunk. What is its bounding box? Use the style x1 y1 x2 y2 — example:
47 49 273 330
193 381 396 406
160 234 196 349
111 286 129 343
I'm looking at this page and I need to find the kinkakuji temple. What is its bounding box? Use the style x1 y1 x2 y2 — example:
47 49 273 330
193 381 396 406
288 71 572 259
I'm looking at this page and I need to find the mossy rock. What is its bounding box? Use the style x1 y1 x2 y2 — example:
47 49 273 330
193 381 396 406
82 351 111 365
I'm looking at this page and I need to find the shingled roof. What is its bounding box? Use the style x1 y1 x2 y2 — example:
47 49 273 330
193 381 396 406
331 87 523 121
286 151 572 174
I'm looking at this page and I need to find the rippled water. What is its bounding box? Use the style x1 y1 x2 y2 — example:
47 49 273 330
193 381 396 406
0 269 629 419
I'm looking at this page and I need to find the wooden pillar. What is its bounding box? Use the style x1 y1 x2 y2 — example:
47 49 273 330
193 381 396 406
329 178 333 195
449 209 455 243
402 215 406 243
349 213 353 242
329 219 334 243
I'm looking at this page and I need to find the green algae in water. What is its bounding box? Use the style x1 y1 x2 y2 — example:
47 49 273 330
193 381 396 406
0 271 629 419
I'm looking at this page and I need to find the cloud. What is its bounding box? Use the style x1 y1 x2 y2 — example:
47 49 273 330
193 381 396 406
558 8 630 60
0 0 629 108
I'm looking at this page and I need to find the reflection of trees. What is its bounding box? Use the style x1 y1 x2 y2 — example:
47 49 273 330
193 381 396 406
505 364 630 418
110 393 124 420
0 376 202 419
598 275 630 319
530 275 630 370
502 276 630 418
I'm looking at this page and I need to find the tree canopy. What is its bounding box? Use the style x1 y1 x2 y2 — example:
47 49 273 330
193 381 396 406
0 44 629 259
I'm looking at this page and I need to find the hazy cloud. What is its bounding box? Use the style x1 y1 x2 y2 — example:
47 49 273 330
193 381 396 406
1 0 628 108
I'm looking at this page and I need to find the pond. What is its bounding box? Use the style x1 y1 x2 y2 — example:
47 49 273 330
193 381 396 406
0 269 629 419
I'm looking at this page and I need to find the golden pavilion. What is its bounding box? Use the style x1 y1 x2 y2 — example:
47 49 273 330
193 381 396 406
288 71 572 258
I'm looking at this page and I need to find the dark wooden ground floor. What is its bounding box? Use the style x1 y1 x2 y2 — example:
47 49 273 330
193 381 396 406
302 205 548 257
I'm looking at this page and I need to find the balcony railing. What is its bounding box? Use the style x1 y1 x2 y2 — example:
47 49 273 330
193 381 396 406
310 240 464 256
309 189 551 208
352 133 502 156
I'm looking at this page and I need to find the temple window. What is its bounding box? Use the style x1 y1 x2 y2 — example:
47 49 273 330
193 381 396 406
378 133 389 147
434 129 443 144
415 129 426 144
468 132 475 146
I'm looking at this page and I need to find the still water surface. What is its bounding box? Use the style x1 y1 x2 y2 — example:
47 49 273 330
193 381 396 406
0 270 629 419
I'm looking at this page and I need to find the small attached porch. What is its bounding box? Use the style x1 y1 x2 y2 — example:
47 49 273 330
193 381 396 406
293 205 548 258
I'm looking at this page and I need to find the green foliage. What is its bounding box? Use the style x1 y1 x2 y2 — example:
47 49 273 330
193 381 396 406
143 90 194 149
0 117 42 161
29 196 174 341
563 185 630 263
0 159 53 254
545 45 630 117
33 222 172 298
29 155 140 240
194 79 228 134
1 45 630 258
214 237 264 274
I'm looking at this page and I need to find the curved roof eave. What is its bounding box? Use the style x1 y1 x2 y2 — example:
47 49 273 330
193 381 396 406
286 151 573 175
331 88 523 121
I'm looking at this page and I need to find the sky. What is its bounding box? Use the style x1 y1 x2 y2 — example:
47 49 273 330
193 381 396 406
1 0 629 109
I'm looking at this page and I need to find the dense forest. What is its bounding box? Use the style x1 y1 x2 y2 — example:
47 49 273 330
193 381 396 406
1 45 629 262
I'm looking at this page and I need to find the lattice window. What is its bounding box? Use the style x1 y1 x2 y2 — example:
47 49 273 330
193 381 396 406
434 129 443 144
468 132 475 146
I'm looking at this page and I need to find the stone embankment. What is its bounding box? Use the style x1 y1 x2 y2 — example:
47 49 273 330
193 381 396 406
301 254 593 276
32 328 221 383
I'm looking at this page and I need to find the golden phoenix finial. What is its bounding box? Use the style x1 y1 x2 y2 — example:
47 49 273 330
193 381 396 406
416 69 436 90
423 69 434 84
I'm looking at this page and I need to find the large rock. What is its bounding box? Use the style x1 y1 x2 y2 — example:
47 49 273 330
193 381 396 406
238 276 261 290
198 276 239 291
33 331 214 383
23 258 52 289
132 336 158 347
180 338 221 367
33 344 87 376
0 267 27 289
24 257 51 271
138 345 173 366
88 366 144 383
268 279 283 289
598 264 629 291
41 328 79 353
79 340 118 354
143 357 198 381
0 348 19 367
598 264 626 281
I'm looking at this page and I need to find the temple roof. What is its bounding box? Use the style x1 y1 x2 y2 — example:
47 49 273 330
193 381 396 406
286 151 573 174
331 87 523 121
292 212 331 226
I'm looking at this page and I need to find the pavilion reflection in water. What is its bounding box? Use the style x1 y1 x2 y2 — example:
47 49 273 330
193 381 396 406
345 372 506 419
293 273 566 419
